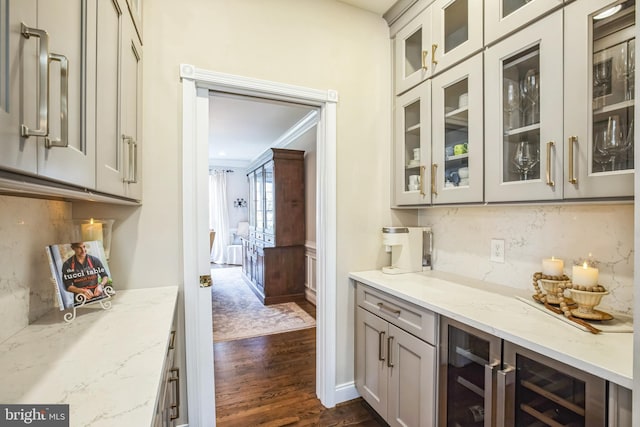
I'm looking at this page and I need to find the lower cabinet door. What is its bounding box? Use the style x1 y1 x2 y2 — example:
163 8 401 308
355 307 389 419
387 324 436 427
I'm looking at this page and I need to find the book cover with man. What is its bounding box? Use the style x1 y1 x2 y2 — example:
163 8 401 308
46 241 113 310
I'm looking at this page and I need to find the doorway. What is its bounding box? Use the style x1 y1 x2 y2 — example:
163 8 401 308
180 64 338 425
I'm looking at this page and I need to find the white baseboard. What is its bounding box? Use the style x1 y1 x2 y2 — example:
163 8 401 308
305 288 317 305
334 381 360 404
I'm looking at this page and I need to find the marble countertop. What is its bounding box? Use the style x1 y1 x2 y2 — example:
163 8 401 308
349 270 633 389
0 286 179 426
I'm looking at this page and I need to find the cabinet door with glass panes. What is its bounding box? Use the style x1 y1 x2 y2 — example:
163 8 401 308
485 0 563 46
254 167 265 232
429 0 483 77
485 11 564 202
564 0 635 199
263 160 275 235
431 53 483 204
393 82 431 206
395 7 431 95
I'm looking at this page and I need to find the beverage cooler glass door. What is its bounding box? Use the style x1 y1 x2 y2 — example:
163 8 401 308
439 319 501 427
502 342 606 426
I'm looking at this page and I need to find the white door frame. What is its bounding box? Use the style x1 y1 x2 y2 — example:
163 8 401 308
180 64 338 426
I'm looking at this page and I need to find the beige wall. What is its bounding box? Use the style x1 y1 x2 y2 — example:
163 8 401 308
76 0 403 390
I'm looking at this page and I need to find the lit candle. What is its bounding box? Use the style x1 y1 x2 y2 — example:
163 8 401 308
542 257 564 276
81 218 103 242
572 261 599 287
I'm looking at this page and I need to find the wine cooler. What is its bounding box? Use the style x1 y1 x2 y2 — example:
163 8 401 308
439 318 606 427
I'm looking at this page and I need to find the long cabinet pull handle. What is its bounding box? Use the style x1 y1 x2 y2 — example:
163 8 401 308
169 330 176 350
568 136 577 184
431 44 438 65
484 360 500 427
387 336 394 368
419 165 426 196
377 302 401 316
21 23 49 138
45 53 69 149
378 331 386 361
169 368 180 420
122 135 138 183
496 366 515 427
546 141 555 187
431 163 438 196
421 50 428 70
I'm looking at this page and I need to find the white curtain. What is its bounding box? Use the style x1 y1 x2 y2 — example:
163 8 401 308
209 171 230 264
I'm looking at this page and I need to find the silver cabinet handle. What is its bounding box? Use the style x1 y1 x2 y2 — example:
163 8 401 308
484 361 500 427
378 331 386 361
496 366 515 427
21 23 49 138
122 135 138 183
546 141 555 187
169 330 176 350
387 336 394 368
377 302 401 316
169 368 180 420
568 136 577 184
45 53 69 149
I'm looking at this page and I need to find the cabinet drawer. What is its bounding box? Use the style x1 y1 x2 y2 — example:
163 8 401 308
356 283 436 344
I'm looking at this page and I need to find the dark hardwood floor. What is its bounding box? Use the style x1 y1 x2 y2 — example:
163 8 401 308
213 280 386 426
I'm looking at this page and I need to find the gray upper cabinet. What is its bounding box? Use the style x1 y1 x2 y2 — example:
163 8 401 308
484 0 563 46
0 0 94 188
0 0 142 202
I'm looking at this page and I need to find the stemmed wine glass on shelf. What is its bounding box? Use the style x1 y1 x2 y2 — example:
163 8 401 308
594 115 633 171
512 139 539 180
520 69 539 126
504 79 520 130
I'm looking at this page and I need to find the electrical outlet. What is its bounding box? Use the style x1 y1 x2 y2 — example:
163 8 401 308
490 239 505 263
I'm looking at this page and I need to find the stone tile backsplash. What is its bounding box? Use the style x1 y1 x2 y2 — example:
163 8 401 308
420 203 634 315
0 196 72 343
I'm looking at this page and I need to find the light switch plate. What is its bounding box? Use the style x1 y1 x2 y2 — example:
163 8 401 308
490 239 505 263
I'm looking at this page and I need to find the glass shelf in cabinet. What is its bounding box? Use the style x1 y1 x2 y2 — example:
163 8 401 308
504 122 541 137
445 105 469 119
446 153 469 161
593 98 635 117
406 123 421 135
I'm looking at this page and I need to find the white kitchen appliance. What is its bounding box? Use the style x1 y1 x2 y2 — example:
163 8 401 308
382 226 433 274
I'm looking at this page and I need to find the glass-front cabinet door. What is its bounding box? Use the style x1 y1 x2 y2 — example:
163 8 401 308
394 82 431 206
248 171 256 231
485 11 564 202
430 0 483 76
564 0 635 199
485 0 563 45
439 319 501 427
254 167 264 232
431 53 483 204
263 161 275 235
395 8 431 95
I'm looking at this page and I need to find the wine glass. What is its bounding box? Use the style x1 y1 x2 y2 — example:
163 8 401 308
520 69 539 125
596 115 631 171
503 79 520 130
512 140 539 180
593 58 611 99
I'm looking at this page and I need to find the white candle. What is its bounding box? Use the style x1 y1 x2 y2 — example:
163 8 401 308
81 219 103 242
542 257 564 276
572 262 599 287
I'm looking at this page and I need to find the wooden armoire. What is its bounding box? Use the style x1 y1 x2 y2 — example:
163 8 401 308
241 148 305 305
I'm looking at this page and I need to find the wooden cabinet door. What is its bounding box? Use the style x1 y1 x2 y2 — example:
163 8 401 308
94 0 126 196
393 81 431 206
36 0 94 188
485 0 563 46
429 0 483 77
120 11 142 200
387 324 436 427
394 7 431 95
484 11 564 202
563 0 635 199
431 53 483 204
355 307 389 420
0 1 38 175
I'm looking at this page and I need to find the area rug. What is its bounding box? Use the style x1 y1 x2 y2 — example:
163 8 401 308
211 266 316 342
